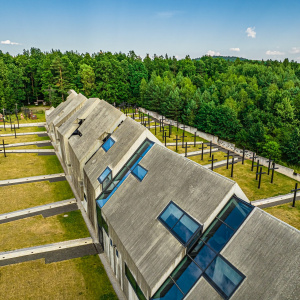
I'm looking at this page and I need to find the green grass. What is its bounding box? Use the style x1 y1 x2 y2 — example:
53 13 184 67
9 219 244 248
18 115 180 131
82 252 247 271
0 126 45 134
188 151 228 165
0 180 74 214
57 210 90 240
1 135 50 145
0 255 118 300
150 127 208 144
0 153 64 180
264 201 300 230
215 160 299 201
0 210 89 252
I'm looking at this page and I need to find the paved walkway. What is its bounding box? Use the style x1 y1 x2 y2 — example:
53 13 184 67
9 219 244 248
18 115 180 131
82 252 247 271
4 141 52 148
0 122 46 128
166 141 204 146
179 148 218 157
203 157 240 169
1 149 55 154
0 173 66 187
252 193 300 208
0 238 99 266
0 199 77 224
0 131 47 137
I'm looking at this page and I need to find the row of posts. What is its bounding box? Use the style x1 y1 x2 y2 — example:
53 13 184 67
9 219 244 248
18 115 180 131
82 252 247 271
120 108 300 206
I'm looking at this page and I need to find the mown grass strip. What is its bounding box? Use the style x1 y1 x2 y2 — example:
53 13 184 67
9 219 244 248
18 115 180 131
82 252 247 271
0 255 118 300
0 153 63 180
0 210 89 252
0 180 74 214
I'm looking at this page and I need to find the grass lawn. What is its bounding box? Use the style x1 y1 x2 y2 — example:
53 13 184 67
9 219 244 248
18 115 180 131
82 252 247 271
150 127 208 144
1 135 50 145
0 126 45 134
215 160 299 201
0 210 89 252
188 151 228 165
0 255 118 300
6 110 46 124
0 153 64 180
0 181 74 214
264 201 300 230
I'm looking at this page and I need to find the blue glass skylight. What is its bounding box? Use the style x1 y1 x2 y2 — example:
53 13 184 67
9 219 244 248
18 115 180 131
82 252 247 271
96 139 154 208
205 256 244 298
98 167 111 184
152 197 253 300
102 137 115 152
159 202 200 245
132 165 148 181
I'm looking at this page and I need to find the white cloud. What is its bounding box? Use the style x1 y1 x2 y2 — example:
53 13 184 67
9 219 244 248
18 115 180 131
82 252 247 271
1 39 20 45
246 27 256 38
230 48 240 52
206 50 221 56
266 50 285 55
156 11 181 18
290 47 300 54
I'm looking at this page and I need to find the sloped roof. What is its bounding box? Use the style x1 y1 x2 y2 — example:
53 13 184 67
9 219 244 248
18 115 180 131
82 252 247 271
68 99 124 162
102 143 237 291
58 98 100 137
217 208 300 299
84 117 160 190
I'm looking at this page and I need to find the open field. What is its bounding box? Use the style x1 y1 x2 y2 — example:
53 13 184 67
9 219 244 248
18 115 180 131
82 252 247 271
0 210 89 252
0 153 64 180
264 201 300 230
215 160 298 201
0 126 46 134
1 134 50 145
4 110 47 124
0 255 118 300
0 181 74 214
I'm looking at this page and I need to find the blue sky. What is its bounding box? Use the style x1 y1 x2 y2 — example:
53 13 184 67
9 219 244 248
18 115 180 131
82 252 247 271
1 0 300 61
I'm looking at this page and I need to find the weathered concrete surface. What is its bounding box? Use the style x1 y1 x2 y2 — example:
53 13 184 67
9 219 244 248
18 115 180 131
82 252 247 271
0 173 65 186
221 208 300 300
103 143 242 295
252 192 300 208
0 131 47 137
186 276 223 300
0 122 46 128
0 199 76 223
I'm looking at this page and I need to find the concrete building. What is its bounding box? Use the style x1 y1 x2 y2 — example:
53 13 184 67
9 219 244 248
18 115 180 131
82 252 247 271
47 96 300 300
46 90 87 147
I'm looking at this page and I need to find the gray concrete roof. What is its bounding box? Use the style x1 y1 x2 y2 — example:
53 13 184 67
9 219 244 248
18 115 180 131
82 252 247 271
68 100 124 162
219 208 300 300
58 98 100 137
187 277 223 300
46 90 78 125
84 117 150 190
52 93 87 128
102 144 237 291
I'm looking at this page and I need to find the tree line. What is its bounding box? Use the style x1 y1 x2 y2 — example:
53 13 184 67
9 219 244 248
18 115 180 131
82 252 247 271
0 48 299 168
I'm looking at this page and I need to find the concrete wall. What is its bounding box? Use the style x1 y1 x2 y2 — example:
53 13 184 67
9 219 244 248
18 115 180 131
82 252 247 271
102 212 152 300
140 108 300 182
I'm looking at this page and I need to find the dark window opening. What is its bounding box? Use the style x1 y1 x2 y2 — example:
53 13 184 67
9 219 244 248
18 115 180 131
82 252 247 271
125 264 147 300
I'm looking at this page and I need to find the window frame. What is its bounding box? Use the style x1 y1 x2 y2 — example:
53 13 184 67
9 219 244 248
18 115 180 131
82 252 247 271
97 167 112 190
158 201 202 246
203 255 246 299
131 164 148 181
102 137 115 152
125 264 147 300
